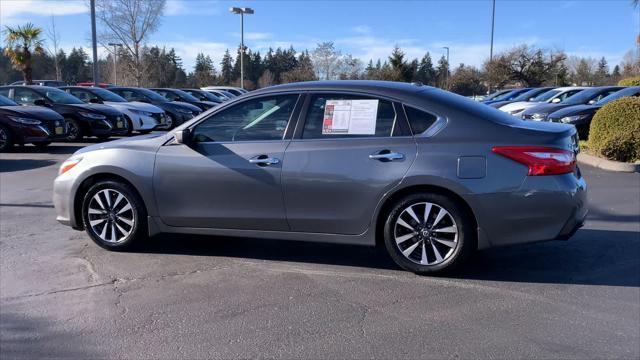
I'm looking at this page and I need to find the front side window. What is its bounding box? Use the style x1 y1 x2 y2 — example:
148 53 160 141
192 94 298 143
302 94 397 139
43 88 84 104
115 90 144 102
14 88 44 105
69 89 95 102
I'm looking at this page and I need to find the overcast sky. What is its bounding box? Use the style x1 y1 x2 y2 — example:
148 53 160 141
1 0 636 71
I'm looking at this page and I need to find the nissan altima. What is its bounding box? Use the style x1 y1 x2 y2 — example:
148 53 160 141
53 81 587 274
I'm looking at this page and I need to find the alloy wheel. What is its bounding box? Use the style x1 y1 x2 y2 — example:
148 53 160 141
87 189 135 243
393 202 459 266
0 127 8 150
66 121 80 141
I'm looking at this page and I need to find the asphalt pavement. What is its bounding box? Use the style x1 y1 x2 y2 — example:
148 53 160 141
1 142 639 359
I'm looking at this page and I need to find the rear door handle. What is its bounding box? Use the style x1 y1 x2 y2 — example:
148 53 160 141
249 156 280 166
369 151 405 162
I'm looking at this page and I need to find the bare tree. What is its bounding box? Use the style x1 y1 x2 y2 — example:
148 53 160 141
45 16 62 80
311 42 342 80
94 0 166 86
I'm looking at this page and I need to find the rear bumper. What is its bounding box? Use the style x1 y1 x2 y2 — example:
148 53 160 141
466 171 588 248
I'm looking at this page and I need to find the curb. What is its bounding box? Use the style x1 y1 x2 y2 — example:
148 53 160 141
577 152 640 173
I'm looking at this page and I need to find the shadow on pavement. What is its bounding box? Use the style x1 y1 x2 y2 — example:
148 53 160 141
140 228 639 287
0 159 57 172
0 311 101 359
5 144 86 155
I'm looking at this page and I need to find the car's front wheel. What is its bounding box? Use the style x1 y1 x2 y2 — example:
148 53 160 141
65 118 83 142
383 193 475 274
0 124 14 152
81 180 147 251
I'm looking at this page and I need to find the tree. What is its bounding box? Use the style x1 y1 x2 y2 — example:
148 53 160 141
193 53 216 87
3 23 45 85
220 49 234 85
45 16 62 81
281 50 316 84
388 46 412 82
594 57 610 85
338 54 363 80
64 47 90 84
258 69 275 88
612 64 622 83
311 41 341 80
484 45 566 87
436 55 449 89
415 53 436 85
95 0 167 86
448 64 487 96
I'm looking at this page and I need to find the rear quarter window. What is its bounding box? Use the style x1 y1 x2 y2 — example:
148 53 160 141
404 106 438 135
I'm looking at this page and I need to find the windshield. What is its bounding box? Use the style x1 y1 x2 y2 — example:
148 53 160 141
188 90 219 102
483 89 511 101
561 88 616 105
512 88 550 102
136 88 169 102
491 90 520 101
595 87 640 105
172 89 200 102
531 89 561 102
90 88 127 102
0 95 18 106
41 88 84 104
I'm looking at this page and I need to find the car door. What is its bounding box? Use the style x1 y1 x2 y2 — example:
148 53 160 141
153 93 302 230
282 92 417 235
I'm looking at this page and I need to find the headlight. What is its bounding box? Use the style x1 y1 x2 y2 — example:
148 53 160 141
59 157 82 175
176 108 192 114
78 111 106 120
7 115 41 125
560 114 588 123
508 109 523 115
531 113 546 120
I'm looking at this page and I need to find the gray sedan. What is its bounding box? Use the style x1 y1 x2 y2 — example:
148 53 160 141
53 81 587 274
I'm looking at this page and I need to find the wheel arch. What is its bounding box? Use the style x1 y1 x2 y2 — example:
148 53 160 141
374 183 481 249
73 172 148 230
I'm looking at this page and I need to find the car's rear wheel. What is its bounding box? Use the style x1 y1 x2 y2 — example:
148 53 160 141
383 193 475 274
65 118 83 142
81 180 147 251
0 125 14 152
166 113 176 130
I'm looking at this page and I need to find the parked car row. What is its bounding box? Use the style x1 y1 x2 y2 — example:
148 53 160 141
0 84 248 152
481 85 640 138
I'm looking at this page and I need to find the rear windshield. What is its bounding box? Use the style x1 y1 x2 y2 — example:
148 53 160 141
561 88 619 105
595 87 640 105
90 87 127 102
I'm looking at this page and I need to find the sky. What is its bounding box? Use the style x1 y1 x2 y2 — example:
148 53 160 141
0 0 637 72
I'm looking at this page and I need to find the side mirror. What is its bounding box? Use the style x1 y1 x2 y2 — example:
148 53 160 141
89 98 103 104
33 99 49 107
551 98 561 103
174 128 191 146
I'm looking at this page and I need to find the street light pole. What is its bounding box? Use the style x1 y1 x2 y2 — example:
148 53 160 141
230 7 254 89
442 46 450 90
488 0 496 93
108 43 122 85
90 0 99 85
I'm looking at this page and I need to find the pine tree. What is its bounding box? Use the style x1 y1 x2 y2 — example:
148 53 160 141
594 57 609 85
388 45 410 81
436 55 449 89
220 49 234 85
416 53 436 86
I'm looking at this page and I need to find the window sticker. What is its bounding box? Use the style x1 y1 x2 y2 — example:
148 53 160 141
322 99 379 135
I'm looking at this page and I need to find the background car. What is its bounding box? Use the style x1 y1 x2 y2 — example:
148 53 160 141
546 86 640 138
521 86 624 121
0 85 128 141
498 86 588 117
201 86 246 96
482 88 529 105
108 87 202 129
204 89 235 101
181 89 224 105
54 81 586 275
480 89 513 102
0 94 67 152
10 80 67 87
149 88 218 111
61 86 169 134
488 87 555 109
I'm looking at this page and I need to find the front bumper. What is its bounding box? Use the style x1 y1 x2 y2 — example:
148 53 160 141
16 122 68 143
85 116 129 136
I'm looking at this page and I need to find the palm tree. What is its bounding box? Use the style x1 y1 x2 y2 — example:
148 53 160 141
3 23 45 85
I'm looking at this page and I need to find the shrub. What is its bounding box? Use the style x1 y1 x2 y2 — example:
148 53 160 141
618 76 640 86
589 97 640 163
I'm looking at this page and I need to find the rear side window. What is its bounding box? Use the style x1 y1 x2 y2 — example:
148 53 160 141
404 106 438 135
0 88 9 97
302 94 398 139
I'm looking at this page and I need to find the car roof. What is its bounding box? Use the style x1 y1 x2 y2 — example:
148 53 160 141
250 80 432 98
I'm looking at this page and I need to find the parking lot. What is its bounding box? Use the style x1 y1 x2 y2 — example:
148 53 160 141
1 142 639 359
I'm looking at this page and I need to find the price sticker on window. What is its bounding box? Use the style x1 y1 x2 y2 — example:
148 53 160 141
322 99 378 135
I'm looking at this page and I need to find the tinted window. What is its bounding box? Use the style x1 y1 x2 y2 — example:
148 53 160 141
68 89 95 102
557 90 583 102
0 88 9 98
404 106 438 135
302 94 397 139
0 95 17 106
14 88 44 105
192 95 298 143
596 87 640 105
114 89 144 102
90 88 127 102
532 89 560 102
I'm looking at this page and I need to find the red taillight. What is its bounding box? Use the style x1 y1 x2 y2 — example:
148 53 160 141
492 146 576 176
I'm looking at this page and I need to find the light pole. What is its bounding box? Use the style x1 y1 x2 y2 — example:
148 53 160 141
442 46 449 90
229 7 254 89
90 0 99 85
489 0 496 93
108 43 123 85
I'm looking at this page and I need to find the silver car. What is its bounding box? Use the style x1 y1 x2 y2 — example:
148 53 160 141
53 81 587 274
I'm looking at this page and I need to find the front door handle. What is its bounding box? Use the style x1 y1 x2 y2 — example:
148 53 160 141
369 151 405 162
249 155 280 166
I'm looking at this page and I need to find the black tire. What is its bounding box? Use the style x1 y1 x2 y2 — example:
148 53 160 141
65 118 83 142
96 135 110 141
124 115 133 136
81 180 147 251
138 130 152 135
32 141 51 148
166 113 178 130
0 124 14 152
383 192 476 274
